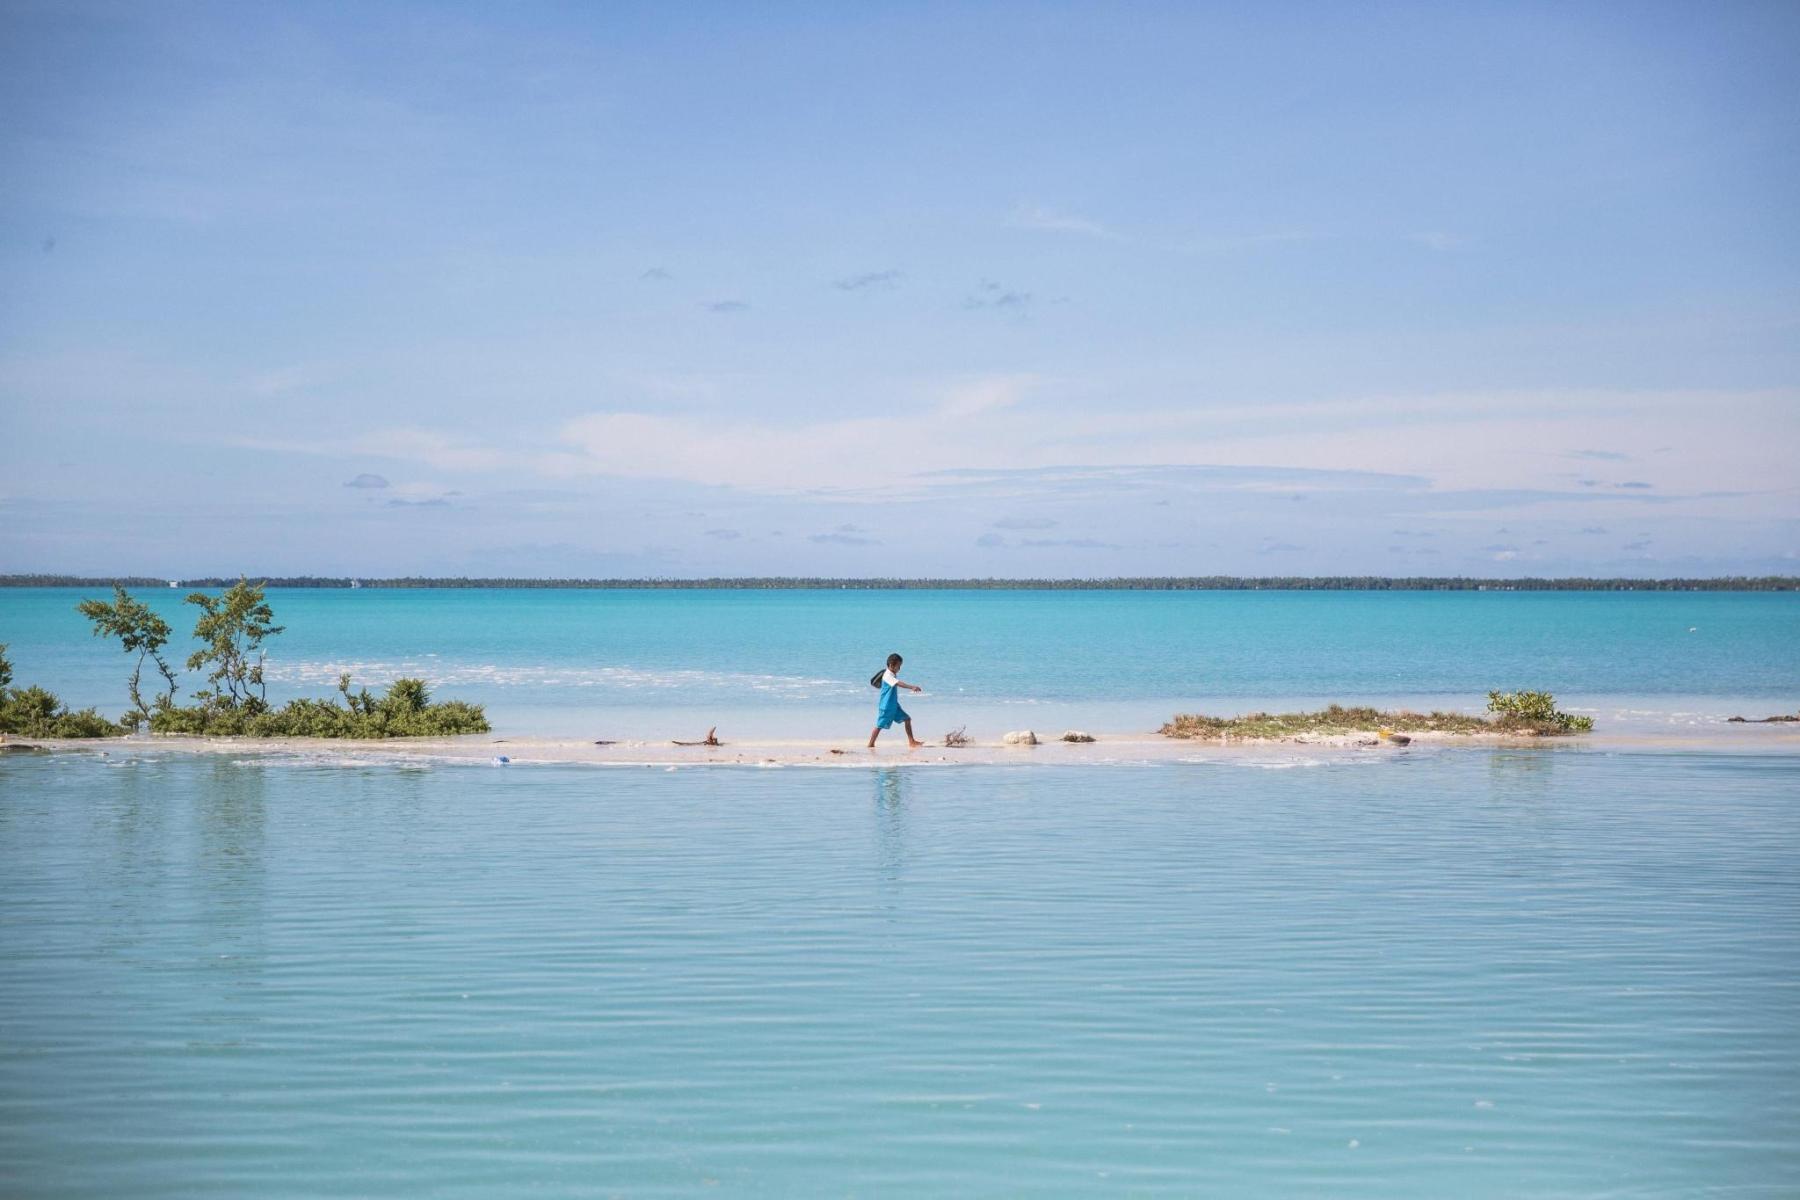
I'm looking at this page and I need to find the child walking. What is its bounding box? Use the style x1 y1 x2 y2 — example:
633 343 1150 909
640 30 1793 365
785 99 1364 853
868 653 924 748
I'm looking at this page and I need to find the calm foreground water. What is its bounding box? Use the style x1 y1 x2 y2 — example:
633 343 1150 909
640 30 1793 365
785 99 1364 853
2 748 1797 1196
2 587 1797 735
4 589 1797 1193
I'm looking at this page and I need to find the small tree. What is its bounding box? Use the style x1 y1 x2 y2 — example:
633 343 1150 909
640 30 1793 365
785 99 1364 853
1486 689 1594 734
185 578 284 710
78 585 179 723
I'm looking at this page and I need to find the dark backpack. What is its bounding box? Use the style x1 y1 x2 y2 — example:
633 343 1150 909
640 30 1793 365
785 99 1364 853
870 670 885 688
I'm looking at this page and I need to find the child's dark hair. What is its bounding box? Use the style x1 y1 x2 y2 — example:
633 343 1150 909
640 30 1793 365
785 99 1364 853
870 653 902 688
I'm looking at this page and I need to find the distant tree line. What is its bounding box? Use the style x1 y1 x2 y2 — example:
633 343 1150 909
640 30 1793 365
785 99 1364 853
4 574 1798 591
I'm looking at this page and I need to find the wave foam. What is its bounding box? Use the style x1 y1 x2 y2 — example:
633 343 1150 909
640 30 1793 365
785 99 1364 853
264 660 857 699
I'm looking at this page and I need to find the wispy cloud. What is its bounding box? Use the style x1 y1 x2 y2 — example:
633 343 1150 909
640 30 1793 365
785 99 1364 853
1020 536 1120 549
344 473 389 489
1008 203 1121 240
994 517 1058 530
938 375 1035 419
1180 230 1326 255
705 300 749 313
640 267 672 281
974 532 1119 550
352 429 524 473
834 269 902 292
921 464 1432 495
963 280 1032 312
529 375 1050 492
248 365 323 398
1409 231 1464 252
221 388 1795 550
1568 448 1630 461
703 528 741 540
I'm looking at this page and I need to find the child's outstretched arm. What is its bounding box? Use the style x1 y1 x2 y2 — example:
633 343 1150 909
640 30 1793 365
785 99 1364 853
898 678 922 692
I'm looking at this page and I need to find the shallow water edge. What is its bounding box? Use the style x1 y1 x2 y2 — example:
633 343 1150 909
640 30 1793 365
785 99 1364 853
9 719 1799 770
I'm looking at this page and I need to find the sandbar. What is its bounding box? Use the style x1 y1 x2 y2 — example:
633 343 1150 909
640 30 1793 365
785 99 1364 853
7 722 1798 768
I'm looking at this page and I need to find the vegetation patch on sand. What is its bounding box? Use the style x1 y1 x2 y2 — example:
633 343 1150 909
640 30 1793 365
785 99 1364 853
46 579 491 739
1162 692 1593 741
0 644 122 738
150 673 489 738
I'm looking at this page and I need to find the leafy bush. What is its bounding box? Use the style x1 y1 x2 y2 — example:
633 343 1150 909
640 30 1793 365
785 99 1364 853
1161 704 1492 739
0 644 124 738
1486 690 1593 734
1162 694 1595 740
147 676 489 738
73 585 488 740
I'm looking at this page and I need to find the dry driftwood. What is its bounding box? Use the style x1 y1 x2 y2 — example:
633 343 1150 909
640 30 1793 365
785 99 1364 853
672 726 722 746
943 726 971 747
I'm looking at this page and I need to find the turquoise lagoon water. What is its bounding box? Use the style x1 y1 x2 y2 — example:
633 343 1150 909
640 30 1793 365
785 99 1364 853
2 587 1797 735
2 748 1797 1196
5 589 1798 1194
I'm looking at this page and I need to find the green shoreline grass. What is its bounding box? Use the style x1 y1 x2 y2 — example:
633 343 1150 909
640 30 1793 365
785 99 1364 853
1161 702 1591 740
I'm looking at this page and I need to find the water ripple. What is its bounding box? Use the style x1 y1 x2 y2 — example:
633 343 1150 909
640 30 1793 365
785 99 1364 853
1 751 1797 1196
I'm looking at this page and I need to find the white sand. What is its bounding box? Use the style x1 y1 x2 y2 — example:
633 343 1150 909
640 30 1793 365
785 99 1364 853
9 723 1798 768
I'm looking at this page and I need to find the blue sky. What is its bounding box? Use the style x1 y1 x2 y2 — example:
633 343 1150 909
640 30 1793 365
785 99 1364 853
2 0 1796 577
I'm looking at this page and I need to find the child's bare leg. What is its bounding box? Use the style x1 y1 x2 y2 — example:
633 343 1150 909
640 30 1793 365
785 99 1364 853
868 726 881 748
905 719 923 748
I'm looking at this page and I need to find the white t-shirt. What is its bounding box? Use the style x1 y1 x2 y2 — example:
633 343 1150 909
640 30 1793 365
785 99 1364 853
882 669 899 687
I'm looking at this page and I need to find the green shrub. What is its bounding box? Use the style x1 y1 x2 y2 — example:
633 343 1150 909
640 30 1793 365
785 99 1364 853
1486 690 1593 734
147 676 488 738
1162 693 1595 740
1161 705 1492 739
70 584 487 740
0 645 125 738
384 677 430 715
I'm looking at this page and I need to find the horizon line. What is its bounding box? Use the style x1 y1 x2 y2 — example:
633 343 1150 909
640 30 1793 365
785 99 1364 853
4 574 1797 592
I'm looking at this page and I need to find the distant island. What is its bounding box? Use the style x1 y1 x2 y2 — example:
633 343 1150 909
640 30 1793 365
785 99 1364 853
4 575 1797 591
